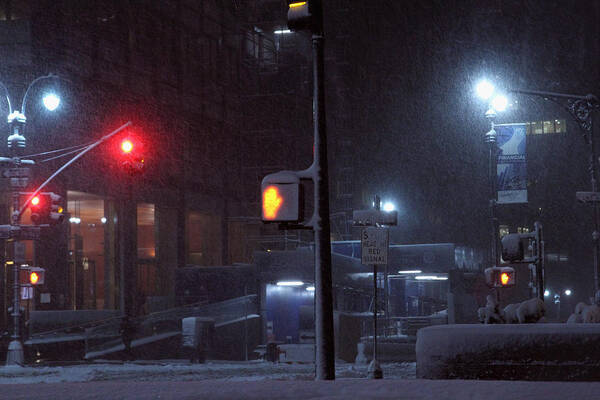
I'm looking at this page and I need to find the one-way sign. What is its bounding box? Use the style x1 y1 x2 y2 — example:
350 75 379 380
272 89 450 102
361 227 389 265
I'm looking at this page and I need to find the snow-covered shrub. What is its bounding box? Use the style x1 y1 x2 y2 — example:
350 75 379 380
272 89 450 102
477 294 504 324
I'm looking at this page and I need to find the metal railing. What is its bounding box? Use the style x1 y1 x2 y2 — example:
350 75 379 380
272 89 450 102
85 295 259 358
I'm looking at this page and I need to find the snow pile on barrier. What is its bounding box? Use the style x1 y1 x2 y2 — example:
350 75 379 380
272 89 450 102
417 323 600 380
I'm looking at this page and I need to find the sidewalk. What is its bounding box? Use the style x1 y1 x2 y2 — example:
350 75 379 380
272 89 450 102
3 377 600 400
0 360 416 384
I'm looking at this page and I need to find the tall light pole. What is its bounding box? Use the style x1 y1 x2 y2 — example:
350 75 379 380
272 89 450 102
475 80 508 270
511 89 599 293
1 74 62 366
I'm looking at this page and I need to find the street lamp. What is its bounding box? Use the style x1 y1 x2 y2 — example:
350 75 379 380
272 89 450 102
475 79 509 272
1 74 62 366
382 201 395 212
42 93 60 111
510 88 600 294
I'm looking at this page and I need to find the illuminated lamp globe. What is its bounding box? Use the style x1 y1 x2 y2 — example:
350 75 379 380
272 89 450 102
475 80 494 100
382 202 396 212
491 95 508 112
42 93 61 111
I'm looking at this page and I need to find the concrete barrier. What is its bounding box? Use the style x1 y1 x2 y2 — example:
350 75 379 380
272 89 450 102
417 323 600 381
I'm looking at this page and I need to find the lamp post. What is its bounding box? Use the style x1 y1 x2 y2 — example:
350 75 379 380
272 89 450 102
475 80 508 271
1 74 61 366
510 89 599 293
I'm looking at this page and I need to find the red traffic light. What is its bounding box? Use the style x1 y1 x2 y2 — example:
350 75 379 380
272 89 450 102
121 139 134 154
116 136 145 173
22 192 64 225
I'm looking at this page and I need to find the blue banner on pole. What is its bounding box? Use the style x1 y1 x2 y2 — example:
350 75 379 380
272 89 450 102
496 123 527 204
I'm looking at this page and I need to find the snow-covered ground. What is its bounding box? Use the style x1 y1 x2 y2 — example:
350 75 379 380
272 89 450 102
0 360 416 384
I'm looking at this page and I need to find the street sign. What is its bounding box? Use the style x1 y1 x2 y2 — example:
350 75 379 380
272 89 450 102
353 209 398 226
576 191 600 203
21 286 33 300
361 227 389 265
1 168 31 178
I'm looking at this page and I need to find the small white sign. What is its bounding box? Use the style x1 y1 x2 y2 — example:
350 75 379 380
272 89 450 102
21 286 33 300
361 227 389 265
40 293 51 304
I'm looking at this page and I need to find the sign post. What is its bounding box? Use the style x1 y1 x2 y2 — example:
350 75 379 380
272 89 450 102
354 195 396 379
361 226 388 379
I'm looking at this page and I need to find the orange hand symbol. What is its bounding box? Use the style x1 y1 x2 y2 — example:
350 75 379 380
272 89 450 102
263 186 283 219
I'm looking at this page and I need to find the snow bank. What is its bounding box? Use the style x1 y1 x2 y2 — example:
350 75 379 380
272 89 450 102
417 323 600 380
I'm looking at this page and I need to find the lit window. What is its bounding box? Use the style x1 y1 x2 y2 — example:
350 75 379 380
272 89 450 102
499 225 510 238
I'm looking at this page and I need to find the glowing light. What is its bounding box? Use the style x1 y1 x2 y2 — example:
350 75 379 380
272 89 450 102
263 186 283 220
415 276 448 281
398 270 422 274
274 29 292 34
492 95 508 112
500 272 510 285
476 80 494 100
565 289 572 296
31 196 40 206
276 281 304 286
42 93 60 111
544 290 550 297
69 217 81 224
289 1 307 8
101 217 107 224
30 272 39 285
382 202 396 212
306 286 315 292
121 139 134 153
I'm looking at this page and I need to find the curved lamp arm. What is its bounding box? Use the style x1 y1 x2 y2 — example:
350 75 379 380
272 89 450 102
21 73 66 117
0 81 12 115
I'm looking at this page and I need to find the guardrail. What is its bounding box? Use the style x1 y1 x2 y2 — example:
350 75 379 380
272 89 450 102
85 295 259 359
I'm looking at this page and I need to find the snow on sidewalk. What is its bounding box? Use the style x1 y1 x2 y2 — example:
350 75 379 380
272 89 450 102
0 360 416 384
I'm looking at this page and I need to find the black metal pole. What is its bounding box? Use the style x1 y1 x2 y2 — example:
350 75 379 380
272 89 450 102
589 117 600 293
119 181 137 359
485 112 499 268
312 32 335 380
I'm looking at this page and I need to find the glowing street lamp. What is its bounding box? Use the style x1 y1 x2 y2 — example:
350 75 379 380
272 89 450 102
42 93 60 111
476 80 494 100
382 201 395 212
491 94 508 112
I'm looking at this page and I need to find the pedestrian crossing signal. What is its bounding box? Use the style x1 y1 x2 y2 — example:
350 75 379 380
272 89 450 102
261 183 300 223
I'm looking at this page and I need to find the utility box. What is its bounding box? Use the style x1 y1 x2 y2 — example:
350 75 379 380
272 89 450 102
182 317 214 363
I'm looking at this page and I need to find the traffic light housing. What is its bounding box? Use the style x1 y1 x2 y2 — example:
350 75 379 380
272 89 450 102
28 267 45 285
117 136 145 173
287 0 322 33
485 266 516 288
24 192 64 225
261 172 301 223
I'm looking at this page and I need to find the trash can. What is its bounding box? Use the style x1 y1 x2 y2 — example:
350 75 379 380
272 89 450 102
182 317 214 363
